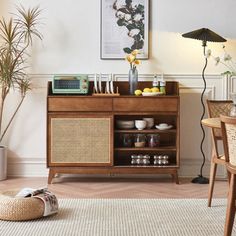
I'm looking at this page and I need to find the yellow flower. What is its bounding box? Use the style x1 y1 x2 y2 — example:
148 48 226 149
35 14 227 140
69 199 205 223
125 50 142 69
131 49 139 56
126 54 135 63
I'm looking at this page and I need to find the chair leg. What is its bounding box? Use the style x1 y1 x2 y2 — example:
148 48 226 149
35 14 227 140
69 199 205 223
224 174 236 236
208 162 217 207
227 171 231 185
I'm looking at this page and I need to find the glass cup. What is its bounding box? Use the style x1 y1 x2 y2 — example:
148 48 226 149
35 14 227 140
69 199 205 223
134 134 146 148
122 134 133 147
147 134 160 147
230 105 236 117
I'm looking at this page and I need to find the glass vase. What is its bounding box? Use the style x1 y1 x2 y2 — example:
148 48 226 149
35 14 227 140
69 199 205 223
129 67 138 95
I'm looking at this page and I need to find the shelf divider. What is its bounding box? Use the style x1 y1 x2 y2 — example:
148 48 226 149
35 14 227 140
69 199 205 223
114 129 176 133
114 146 176 151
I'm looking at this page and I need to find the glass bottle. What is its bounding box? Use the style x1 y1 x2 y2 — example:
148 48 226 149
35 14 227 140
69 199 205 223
159 81 166 95
159 74 166 94
153 74 159 89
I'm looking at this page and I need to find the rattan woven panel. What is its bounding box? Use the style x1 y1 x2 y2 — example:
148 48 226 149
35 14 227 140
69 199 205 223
226 123 236 166
51 118 111 163
208 102 232 137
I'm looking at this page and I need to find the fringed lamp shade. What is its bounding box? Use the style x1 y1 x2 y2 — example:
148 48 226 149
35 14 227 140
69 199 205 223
182 28 226 43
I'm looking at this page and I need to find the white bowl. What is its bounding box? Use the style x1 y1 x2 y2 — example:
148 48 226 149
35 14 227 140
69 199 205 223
143 118 154 129
159 123 169 128
135 120 147 130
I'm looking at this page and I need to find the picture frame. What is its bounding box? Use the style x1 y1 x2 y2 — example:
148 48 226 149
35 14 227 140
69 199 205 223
100 0 149 60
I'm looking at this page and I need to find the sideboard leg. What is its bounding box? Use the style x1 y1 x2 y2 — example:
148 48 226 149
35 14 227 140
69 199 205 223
172 172 179 184
48 169 55 184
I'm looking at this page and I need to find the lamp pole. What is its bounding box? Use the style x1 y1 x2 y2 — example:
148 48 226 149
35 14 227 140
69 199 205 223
192 41 209 184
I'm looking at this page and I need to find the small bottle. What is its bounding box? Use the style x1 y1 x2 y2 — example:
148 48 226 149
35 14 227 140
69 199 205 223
159 74 166 94
152 74 159 88
159 81 166 94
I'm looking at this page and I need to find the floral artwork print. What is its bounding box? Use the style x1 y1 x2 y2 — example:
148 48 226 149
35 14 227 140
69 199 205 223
101 0 148 59
113 0 145 54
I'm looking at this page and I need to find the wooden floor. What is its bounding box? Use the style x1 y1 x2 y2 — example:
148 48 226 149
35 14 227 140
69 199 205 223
0 176 229 199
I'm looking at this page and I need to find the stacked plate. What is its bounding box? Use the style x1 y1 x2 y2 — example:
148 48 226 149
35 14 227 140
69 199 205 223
116 120 135 129
155 124 173 130
142 92 163 96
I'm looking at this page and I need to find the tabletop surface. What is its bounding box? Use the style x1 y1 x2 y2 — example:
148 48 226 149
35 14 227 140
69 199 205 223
201 117 221 129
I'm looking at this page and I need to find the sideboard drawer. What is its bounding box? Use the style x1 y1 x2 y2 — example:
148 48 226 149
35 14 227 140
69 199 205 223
113 97 178 112
48 97 113 112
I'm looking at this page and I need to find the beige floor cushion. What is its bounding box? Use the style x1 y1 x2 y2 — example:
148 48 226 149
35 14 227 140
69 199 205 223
0 190 44 221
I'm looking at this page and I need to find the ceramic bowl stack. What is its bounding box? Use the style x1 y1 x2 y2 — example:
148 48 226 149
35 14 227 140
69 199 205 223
143 118 154 129
116 120 135 129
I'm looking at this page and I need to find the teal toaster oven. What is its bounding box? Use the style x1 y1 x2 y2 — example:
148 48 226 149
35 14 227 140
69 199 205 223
52 75 89 94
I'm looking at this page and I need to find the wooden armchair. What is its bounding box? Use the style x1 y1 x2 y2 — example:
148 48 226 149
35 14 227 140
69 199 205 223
220 115 236 236
206 100 232 207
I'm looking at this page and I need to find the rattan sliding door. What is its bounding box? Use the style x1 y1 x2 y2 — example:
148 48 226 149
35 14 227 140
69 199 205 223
48 114 113 166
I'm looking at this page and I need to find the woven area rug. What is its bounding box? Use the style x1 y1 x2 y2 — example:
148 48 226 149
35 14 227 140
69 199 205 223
0 199 235 236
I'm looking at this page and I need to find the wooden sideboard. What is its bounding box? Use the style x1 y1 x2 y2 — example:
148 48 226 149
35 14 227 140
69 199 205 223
47 81 180 184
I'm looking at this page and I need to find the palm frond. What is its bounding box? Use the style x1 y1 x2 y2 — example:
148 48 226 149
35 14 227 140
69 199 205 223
16 5 43 44
0 18 20 46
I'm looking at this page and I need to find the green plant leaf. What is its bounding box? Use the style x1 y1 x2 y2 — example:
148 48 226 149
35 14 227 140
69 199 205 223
123 47 132 53
131 40 144 50
126 24 136 31
117 19 126 26
221 71 234 75
136 4 144 13
133 34 141 41
126 0 132 6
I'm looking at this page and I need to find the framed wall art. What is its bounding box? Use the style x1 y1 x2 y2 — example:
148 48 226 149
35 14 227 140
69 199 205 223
101 0 149 59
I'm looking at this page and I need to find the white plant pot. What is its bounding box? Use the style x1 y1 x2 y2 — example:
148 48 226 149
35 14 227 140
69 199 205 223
0 146 7 180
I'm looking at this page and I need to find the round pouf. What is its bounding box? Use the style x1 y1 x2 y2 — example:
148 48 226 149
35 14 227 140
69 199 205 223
0 190 44 221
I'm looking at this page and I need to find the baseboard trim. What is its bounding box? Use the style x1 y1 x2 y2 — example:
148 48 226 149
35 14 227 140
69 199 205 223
179 159 226 179
7 157 48 177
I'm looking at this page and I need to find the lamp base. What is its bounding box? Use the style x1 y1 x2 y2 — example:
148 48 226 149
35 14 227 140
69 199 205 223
191 175 209 184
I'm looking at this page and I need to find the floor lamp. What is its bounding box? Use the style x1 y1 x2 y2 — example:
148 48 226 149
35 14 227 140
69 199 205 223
182 28 226 184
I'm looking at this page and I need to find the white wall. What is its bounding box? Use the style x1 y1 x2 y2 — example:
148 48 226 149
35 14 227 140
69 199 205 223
1 0 236 178
3 0 236 74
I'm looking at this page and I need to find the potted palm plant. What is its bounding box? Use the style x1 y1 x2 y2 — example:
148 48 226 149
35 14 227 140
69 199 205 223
0 6 42 180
